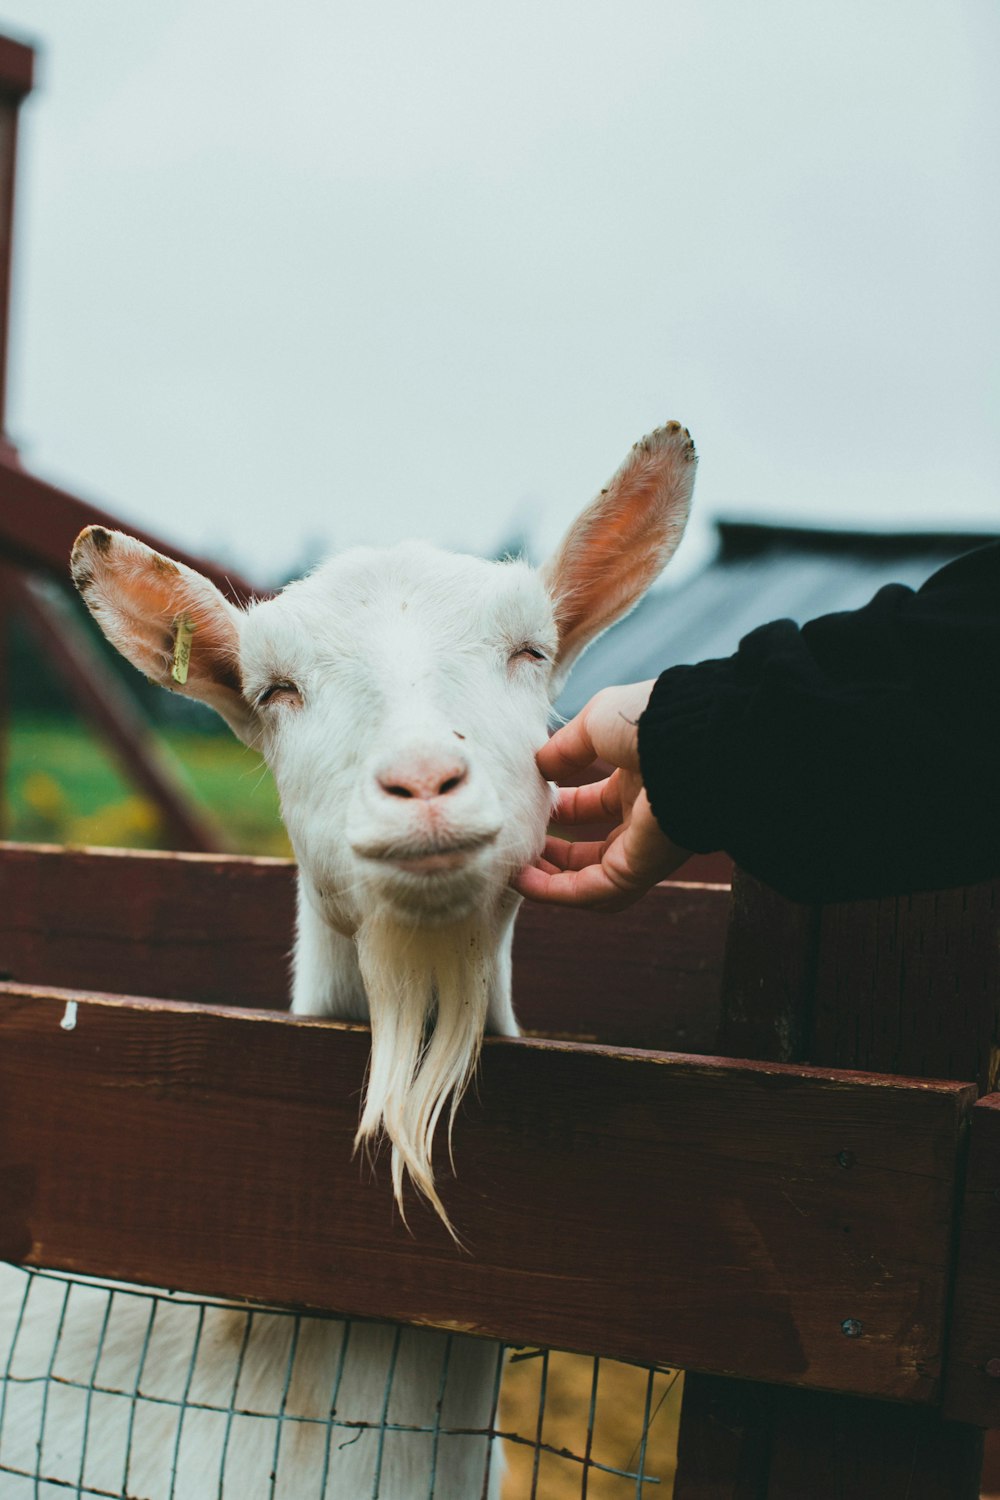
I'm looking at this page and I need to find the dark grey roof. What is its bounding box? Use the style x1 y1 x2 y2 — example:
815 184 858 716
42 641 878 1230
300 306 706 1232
557 522 999 717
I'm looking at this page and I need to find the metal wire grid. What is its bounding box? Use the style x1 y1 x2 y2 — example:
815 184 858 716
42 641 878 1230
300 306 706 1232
0 1265 675 1499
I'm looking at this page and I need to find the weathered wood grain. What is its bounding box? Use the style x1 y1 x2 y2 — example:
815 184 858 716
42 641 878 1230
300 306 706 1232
0 842 731 1052
674 1375 773 1499
0 841 295 1007
943 1094 1000 1427
0 985 973 1402
762 1387 984 1499
675 1377 986 1500
676 869 998 1500
811 882 1000 1093
714 871 820 1064
513 889 728 1051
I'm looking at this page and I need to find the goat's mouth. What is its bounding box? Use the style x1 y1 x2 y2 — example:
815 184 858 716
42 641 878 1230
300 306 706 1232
391 848 482 875
352 829 500 873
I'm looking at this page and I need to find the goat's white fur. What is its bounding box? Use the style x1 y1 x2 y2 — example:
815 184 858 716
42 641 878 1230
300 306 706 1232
0 422 696 1498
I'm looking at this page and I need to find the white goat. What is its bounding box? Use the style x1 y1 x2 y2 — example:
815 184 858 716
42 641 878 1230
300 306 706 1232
0 422 695 1499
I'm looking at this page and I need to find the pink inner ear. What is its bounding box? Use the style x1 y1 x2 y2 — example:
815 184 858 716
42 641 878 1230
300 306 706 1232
75 529 245 700
124 568 240 690
542 424 696 678
547 494 674 648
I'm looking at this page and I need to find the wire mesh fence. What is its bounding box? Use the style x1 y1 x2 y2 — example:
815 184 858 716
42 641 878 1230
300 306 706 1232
0 1265 679 1499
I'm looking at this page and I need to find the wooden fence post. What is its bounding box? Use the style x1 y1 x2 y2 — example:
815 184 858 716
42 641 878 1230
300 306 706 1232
0 33 32 457
0 563 9 838
674 869 997 1500
0 38 32 836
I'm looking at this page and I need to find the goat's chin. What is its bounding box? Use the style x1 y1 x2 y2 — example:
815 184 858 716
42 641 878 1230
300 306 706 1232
366 858 501 927
353 909 494 1237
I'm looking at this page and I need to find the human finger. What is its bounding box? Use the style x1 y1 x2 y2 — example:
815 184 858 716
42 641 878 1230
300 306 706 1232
512 860 637 909
533 835 609 872
534 715 601 781
606 790 691 890
550 774 623 826
539 682 656 782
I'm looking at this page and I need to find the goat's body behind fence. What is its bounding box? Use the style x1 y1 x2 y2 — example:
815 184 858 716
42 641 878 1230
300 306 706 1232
1 1265 684 1498
1 1266 502 1499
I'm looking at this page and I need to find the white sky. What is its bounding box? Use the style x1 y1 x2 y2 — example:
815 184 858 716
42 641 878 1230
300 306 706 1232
1 0 998 586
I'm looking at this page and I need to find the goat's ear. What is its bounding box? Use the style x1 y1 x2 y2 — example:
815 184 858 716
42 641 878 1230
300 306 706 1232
541 421 696 694
71 526 259 744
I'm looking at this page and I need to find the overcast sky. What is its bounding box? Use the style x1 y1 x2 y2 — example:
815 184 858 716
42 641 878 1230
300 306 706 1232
1 0 997 586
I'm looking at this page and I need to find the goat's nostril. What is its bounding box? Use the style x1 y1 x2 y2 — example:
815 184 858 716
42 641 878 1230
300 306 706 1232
376 757 469 802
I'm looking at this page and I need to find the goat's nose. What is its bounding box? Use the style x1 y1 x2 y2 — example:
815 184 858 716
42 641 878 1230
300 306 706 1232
376 753 469 802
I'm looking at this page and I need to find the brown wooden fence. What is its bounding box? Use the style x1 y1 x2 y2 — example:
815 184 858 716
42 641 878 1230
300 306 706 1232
1 845 998 1497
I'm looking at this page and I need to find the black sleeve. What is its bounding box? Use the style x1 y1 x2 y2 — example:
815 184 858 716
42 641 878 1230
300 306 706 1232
636 542 1000 903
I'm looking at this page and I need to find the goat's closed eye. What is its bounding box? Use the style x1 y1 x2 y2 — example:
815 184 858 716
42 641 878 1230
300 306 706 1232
257 679 303 708
511 645 547 664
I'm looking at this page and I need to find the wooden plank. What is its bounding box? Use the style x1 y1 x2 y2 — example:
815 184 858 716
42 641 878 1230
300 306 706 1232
0 842 294 1007
0 565 9 838
0 985 974 1401
674 1376 774 1499
714 869 821 1064
676 870 823 1497
944 1094 1000 1427
804 882 999 1490
773 880 998 1496
811 882 1000 1094
764 1388 984 1499
0 842 730 1050
513 887 728 1051
675 1382 983 1500
677 870 994 1500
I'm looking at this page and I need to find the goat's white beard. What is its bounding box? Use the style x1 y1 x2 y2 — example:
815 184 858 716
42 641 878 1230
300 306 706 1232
353 910 493 1239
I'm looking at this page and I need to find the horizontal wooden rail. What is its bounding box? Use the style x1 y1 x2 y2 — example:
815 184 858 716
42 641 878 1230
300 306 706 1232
0 843 731 1052
0 985 973 1404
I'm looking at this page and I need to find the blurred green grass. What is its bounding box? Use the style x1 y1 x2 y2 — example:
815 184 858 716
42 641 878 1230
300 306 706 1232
6 715 292 856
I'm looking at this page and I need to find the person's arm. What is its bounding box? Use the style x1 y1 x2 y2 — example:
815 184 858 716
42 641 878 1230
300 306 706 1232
518 541 1000 907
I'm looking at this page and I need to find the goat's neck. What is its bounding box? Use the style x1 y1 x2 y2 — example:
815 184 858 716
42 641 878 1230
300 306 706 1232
290 872 520 1037
291 879 368 1020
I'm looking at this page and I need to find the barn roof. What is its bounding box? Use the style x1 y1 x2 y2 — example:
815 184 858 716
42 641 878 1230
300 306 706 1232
557 522 1000 717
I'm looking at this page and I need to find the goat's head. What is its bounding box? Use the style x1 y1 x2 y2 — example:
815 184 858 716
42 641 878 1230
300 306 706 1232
71 421 696 1226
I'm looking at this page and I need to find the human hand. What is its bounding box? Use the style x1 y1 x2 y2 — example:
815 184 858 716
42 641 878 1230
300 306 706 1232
514 682 691 910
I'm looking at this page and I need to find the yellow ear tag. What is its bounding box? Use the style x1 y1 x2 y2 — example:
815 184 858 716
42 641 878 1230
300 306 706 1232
171 615 195 685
